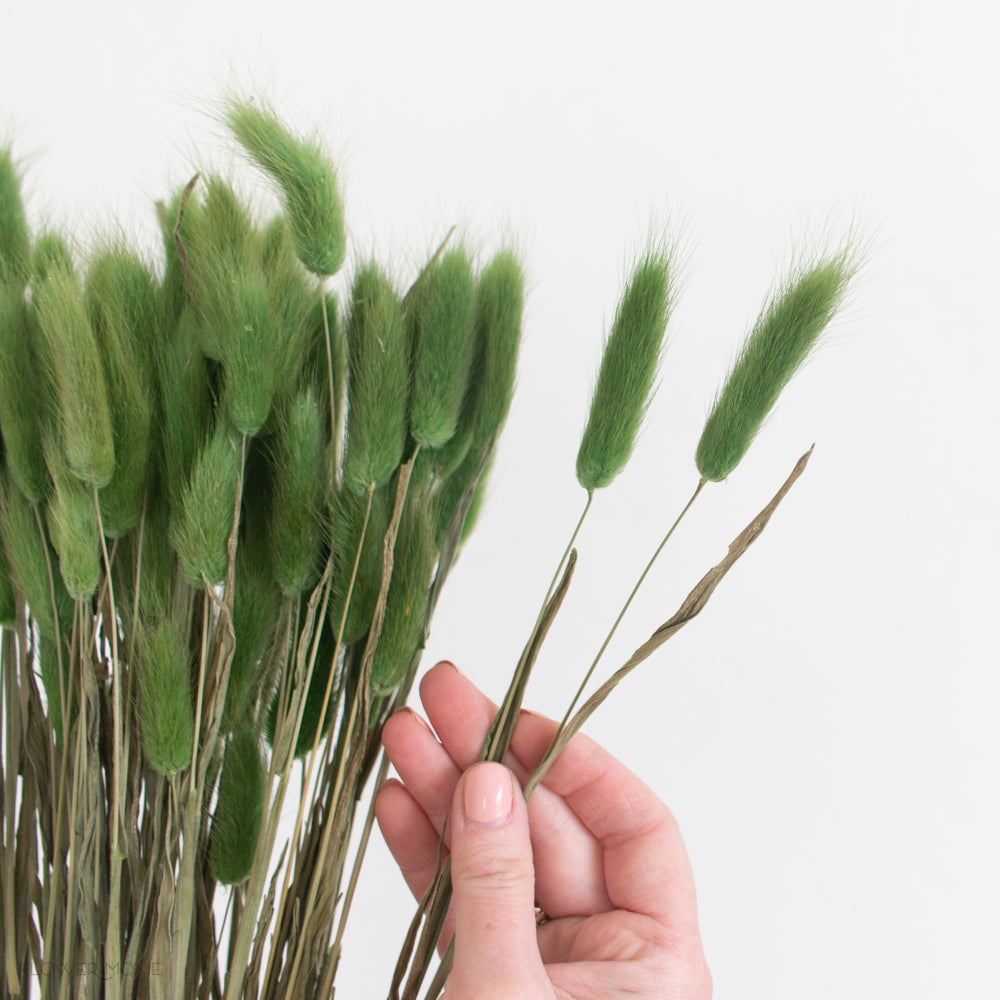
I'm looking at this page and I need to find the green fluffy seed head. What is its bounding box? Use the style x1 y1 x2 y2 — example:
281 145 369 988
0 472 71 639
576 249 672 491
209 726 266 884
33 264 115 487
271 387 325 595
435 445 491 549
221 267 277 435
0 147 31 288
157 178 205 331
223 535 281 731
343 263 408 492
87 248 157 535
225 99 346 277
155 307 213 511
44 441 100 601
260 215 317 406
136 617 194 775
31 232 74 285
695 250 857 482
370 489 439 696
187 179 277 434
0 283 50 501
469 250 525 449
171 424 242 587
409 248 478 448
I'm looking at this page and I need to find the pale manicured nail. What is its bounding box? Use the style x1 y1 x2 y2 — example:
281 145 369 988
437 659 465 677
463 762 513 828
399 706 433 734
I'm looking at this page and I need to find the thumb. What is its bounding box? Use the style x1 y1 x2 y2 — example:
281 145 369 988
447 761 549 999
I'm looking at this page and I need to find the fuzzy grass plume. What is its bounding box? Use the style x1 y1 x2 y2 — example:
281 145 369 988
86 247 157 535
209 725 266 884
136 616 194 775
696 246 857 482
0 146 30 288
343 263 408 492
33 262 116 487
225 98 346 277
171 422 242 585
0 283 49 502
469 249 525 449
576 246 673 491
409 247 478 449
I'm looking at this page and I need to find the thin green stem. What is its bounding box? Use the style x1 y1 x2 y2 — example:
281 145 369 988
172 434 248 1000
93 487 125 1000
541 489 593 611
267 482 375 993
548 478 706 771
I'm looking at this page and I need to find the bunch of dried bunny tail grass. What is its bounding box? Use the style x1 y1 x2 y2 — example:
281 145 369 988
0 97 862 1000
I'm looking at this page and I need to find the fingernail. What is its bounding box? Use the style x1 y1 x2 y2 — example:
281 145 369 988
437 659 465 677
398 706 433 734
463 762 513 828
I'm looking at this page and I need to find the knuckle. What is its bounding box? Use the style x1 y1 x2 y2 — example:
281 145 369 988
453 849 533 892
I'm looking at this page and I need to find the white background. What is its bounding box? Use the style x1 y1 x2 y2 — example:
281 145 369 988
3 1 998 996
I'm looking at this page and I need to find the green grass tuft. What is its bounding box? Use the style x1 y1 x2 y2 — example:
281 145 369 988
576 248 673 491
225 99 346 278
409 248 478 449
209 726 266 884
370 484 439 695
342 263 408 492
186 178 277 435
136 616 194 775
32 263 115 487
222 532 281 731
154 306 213 513
469 250 525 449
0 147 31 288
31 232 74 285
0 470 72 640
0 283 50 502
170 423 242 586
695 248 857 482
43 435 100 600
86 248 158 535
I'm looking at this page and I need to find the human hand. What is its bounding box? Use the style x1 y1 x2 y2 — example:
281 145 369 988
375 661 713 999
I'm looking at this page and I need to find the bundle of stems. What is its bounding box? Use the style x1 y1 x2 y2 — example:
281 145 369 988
0 101 860 1000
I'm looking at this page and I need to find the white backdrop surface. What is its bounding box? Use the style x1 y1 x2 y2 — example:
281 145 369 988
2 1 997 997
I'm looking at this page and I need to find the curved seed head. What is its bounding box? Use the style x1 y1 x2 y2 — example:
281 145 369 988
225 98 346 277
